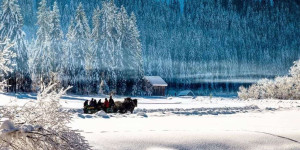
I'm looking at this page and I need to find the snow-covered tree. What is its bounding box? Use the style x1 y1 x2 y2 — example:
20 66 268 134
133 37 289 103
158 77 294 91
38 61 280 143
98 1 144 94
30 0 51 91
0 82 90 149
61 18 74 90
73 3 90 40
290 60 300 99
239 60 300 100
49 1 64 73
0 0 30 92
25 1 146 94
237 86 248 100
99 79 109 95
35 0 50 47
120 81 127 95
99 0 119 91
86 6 103 94
290 60 300 80
131 84 138 96
127 12 143 85
63 3 90 94
0 40 15 91
89 7 102 72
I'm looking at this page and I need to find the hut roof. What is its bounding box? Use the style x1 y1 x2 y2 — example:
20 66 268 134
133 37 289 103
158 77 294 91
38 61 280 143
178 90 196 97
144 76 168 87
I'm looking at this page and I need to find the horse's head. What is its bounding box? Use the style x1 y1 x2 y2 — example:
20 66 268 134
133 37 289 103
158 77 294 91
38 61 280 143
132 99 138 107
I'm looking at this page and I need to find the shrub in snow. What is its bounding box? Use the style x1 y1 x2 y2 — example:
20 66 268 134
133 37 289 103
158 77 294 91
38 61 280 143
239 60 300 100
0 83 90 149
290 60 300 79
238 86 249 100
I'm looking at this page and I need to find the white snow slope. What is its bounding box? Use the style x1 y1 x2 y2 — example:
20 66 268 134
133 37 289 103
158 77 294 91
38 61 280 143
1 94 300 150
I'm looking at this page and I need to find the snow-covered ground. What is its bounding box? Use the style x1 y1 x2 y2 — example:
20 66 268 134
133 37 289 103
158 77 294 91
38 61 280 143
1 93 300 150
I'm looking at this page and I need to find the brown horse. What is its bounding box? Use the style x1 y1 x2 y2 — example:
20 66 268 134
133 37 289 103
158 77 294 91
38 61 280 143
114 98 138 113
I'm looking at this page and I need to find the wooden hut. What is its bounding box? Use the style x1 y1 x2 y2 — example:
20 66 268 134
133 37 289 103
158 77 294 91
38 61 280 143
178 90 196 98
143 76 168 96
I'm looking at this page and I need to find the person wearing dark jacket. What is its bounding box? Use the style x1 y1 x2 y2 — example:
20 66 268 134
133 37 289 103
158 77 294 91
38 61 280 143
83 100 89 113
97 99 102 110
93 99 97 107
89 99 93 107
109 96 115 107
84 100 88 107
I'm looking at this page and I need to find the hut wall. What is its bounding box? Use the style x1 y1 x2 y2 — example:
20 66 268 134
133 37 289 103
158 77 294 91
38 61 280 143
153 86 166 96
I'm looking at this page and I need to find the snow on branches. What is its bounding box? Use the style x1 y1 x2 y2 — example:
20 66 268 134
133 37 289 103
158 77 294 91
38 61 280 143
238 60 300 100
0 40 16 91
0 83 90 150
0 40 15 74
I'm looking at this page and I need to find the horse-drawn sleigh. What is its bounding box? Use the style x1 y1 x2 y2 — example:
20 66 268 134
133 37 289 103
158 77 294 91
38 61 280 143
83 97 138 114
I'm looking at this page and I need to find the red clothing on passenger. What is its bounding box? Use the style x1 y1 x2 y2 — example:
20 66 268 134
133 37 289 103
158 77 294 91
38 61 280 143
104 100 109 108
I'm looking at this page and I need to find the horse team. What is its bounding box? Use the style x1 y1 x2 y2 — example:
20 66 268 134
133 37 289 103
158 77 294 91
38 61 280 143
83 96 138 114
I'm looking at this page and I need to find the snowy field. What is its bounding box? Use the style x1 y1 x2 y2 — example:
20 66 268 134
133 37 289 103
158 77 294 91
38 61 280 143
1 93 300 150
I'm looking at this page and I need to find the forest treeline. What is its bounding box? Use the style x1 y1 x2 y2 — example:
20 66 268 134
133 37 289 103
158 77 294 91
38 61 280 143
0 0 143 95
0 0 299 95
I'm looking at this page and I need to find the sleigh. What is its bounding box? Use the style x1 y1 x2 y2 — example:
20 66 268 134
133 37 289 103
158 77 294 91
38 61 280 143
83 98 138 114
83 106 98 114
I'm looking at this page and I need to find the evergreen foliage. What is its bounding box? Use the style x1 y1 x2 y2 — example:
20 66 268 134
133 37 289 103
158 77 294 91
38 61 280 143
0 0 31 92
0 0 299 94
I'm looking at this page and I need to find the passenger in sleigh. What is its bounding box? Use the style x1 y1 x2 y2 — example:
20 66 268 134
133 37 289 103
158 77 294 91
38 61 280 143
83 98 98 114
83 100 89 113
97 99 102 111
103 98 110 113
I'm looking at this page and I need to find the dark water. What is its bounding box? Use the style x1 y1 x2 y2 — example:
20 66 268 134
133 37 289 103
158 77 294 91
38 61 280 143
166 81 253 97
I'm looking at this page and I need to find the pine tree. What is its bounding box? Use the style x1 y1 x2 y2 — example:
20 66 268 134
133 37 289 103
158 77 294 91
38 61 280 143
128 12 144 93
98 1 144 95
35 0 50 47
61 19 75 89
129 12 143 76
0 40 15 92
91 6 106 70
90 7 103 73
114 5 129 94
49 1 63 78
99 79 109 95
91 6 101 41
0 0 30 92
73 3 90 40
100 0 119 92
31 0 51 90
88 7 104 94
64 3 90 94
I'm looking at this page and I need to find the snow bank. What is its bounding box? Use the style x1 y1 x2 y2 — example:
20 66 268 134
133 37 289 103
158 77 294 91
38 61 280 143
70 105 260 120
70 109 300 150
1 93 300 149
95 110 110 118
137 112 148 118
